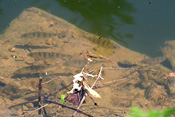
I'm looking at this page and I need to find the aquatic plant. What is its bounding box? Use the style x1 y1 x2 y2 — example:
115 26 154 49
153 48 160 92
126 106 175 117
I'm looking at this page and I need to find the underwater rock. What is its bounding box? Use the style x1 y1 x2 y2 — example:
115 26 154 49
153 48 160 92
162 40 175 71
141 56 166 65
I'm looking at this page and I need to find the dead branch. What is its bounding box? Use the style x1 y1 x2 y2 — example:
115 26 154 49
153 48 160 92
38 77 42 114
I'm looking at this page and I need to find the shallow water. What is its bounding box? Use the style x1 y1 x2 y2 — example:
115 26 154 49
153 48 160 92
0 1 175 116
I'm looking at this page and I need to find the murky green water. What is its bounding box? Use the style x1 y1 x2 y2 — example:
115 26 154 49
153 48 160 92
0 0 175 57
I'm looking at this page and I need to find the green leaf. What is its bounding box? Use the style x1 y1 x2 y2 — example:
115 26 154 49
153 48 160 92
148 110 161 117
162 108 175 117
126 107 147 117
61 95 66 103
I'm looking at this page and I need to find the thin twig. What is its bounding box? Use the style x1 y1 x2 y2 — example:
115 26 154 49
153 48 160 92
83 59 91 70
22 103 50 116
85 89 97 106
93 77 127 88
8 99 38 109
38 77 42 115
91 67 103 88
46 100 93 117
41 76 61 86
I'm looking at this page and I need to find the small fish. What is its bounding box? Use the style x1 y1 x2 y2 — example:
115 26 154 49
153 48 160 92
11 72 73 79
141 56 166 65
14 65 47 74
118 61 137 68
63 58 104 69
27 52 72 60
21 32 65 39
84 36 119 49
14 44 50 50
11 72 45 78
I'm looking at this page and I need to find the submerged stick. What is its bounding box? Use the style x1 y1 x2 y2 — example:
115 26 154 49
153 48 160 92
46 99 93 117
38 77 42 115
22 103 50 116
41 76 61 85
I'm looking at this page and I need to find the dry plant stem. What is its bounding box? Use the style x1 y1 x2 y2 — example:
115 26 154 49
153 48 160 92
22 103 50 116
91 66 103 88
72 67 103 117
38 77 47 115
84 60 91 70
96 66 141 88
85 89 97 106
41 76 61 85
93 77 127 88
38 77 42 115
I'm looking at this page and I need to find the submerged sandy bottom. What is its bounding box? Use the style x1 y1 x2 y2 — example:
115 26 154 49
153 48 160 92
0 7 174 117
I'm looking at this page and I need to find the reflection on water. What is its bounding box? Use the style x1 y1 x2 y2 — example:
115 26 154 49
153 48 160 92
56 0 136 45
0 0 136 46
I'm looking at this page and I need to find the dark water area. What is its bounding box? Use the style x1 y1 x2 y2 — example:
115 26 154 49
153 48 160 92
0 0 175 57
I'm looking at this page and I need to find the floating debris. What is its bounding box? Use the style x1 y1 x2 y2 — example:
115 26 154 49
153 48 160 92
21 32 66 39
27 52 72 60
141 56 166 65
